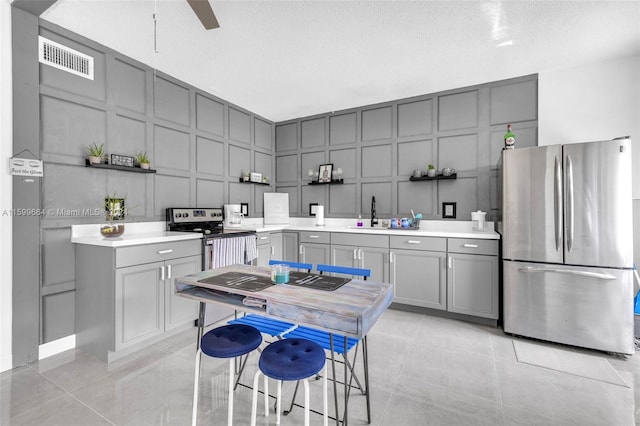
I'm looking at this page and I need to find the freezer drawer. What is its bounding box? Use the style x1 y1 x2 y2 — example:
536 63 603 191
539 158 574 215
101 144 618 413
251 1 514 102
503 260 634 354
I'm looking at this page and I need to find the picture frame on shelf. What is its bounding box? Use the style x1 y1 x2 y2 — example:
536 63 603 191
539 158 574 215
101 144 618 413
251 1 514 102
318 164 333 183
442 202 457 219
250 172 262 183
309 203 319 217
110 154 135 168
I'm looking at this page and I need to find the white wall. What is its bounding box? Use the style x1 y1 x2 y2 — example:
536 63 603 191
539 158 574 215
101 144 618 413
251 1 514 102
539 55 640 193
0 0 13 372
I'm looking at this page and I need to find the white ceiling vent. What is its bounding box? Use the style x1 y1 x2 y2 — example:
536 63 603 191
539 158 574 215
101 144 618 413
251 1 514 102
38 36 94 80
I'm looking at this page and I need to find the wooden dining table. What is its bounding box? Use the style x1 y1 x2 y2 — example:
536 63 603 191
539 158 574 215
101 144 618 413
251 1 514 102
175 263 393 425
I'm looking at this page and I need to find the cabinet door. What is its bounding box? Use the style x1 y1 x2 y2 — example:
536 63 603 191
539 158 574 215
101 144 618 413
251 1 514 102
282 232 299 262
270 232 284 261
331 245 358 269
391 249 446 310
256 245 271 267
359 246 389 284
115 261 164 350
300 243 330 266
447 253 498 319
165 255 201 331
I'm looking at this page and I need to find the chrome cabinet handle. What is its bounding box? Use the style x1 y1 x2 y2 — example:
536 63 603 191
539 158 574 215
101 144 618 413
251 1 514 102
259 236 268 240
448 256 453 269
309 235 320 239
518 267 616 280
271 246 274 256
389 252 394 263
353 248 358 260
166 264 172 279
160 265 165 280
407 240 421 244
358 248 363 261
463 244 478 248
157 249 173 254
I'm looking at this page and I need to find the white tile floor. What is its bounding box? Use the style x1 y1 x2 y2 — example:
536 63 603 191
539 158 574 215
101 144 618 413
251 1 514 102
2 308 640 425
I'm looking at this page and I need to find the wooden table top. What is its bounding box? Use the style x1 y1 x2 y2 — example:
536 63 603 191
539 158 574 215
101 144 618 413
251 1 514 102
175 264 393 339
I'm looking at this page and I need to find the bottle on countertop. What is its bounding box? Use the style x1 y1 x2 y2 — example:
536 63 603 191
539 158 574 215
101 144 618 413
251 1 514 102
504 124 516 150
357 214 363 227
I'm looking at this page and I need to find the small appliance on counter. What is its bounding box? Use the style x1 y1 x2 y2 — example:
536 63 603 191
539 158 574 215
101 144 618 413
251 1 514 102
224 204 243 228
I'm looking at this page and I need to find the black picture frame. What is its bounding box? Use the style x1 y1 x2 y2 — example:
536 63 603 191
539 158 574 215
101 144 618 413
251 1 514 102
240 203 249 217
318 164 333 183
442 202 457 219
110 154 135 168
309 203 319 216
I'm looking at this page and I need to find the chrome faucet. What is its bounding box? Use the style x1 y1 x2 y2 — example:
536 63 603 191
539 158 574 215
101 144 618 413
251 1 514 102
371 196 378 227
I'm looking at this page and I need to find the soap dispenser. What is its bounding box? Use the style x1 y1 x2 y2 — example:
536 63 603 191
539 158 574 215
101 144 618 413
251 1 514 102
357 214 363 227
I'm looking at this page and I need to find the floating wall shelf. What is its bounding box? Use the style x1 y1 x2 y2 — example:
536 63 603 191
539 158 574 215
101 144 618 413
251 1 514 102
409 173 457 182
85 159 156 173
238 178 270 186
308 179 344 186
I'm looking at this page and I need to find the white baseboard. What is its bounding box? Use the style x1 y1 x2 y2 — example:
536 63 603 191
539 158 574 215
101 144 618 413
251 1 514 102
39 334 76 360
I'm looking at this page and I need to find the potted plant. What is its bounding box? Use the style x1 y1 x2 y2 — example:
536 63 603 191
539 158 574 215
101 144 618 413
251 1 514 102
101 194 127 237
136 151 150 169
427 164 437 177
87 142 104 165
243 170 251 182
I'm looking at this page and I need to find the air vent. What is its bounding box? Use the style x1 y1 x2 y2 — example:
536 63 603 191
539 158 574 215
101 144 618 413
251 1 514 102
38 36 94 80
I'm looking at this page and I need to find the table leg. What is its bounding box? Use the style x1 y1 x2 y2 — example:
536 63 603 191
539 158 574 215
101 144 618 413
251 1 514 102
196 301 205 350
343 335 348 426
329 333 339 426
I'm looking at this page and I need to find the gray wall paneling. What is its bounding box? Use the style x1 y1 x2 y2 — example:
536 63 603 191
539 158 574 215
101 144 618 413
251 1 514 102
274 75 537 221
12 17 274 348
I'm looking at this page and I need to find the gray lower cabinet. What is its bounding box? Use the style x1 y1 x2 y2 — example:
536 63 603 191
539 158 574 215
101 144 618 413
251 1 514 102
256 232 271 267
256 231 298 265
75 239 201 362
282 231 299 262
447 238 499 319
390 236 447 310
330 233 389 283
299 231 330 265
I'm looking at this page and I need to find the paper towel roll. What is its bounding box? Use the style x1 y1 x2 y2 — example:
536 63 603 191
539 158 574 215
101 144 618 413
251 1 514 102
315 205 325 226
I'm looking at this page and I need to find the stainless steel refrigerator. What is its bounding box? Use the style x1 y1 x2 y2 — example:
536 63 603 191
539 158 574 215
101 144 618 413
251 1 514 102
502 137 634 354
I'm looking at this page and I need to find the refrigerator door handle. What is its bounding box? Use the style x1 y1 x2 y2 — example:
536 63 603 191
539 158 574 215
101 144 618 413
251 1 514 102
566 154 574 252
517 266 616 280
554 155 562 252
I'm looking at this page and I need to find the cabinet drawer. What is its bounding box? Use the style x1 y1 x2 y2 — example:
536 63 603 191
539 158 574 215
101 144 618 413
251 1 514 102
299 231 330 244
447 238 498 256
116 240 201 268
390 235 446 251
256 232 271 246
331 233 389 248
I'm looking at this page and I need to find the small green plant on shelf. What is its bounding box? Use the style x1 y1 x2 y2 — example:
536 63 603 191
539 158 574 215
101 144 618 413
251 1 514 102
427 164 437 177
87 142 104 164
135 151 150 169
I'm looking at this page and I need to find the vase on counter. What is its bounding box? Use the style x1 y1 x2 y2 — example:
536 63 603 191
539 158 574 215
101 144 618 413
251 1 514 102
100 223 125 237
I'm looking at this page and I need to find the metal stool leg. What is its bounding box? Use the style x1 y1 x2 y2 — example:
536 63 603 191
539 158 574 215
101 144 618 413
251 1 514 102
192 348 202 426
227 358 234 426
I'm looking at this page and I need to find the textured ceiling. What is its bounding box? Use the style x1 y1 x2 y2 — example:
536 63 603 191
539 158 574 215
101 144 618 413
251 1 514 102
41 0 640 122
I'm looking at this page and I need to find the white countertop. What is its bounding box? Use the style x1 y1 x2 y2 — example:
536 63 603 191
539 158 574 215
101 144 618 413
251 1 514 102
71 221 202 247
237 218 500 240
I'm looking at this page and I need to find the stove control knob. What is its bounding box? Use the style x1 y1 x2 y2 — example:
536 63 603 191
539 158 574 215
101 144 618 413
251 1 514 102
204 229 211 234
184 213 189 218
176 213 182 218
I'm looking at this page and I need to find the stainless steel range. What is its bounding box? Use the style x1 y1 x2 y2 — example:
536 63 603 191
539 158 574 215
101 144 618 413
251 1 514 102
166 207 257 324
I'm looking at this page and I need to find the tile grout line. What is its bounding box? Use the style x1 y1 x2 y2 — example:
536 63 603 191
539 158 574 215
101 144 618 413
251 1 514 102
488 326 507 426
25 363 117 425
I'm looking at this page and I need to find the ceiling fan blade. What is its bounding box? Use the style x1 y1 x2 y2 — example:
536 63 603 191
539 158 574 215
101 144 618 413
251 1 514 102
186 0 220 29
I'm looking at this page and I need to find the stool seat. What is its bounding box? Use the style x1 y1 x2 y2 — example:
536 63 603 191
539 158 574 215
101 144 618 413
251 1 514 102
259 338 325 381
200 324 262 358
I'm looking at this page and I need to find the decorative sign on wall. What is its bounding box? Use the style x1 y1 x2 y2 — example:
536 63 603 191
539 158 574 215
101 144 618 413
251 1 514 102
110 154 135 167
9 149 44 177
250 172 262 183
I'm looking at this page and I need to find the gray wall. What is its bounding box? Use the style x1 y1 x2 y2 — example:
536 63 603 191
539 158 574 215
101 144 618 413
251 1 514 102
274 75 538 222
13 17 274 349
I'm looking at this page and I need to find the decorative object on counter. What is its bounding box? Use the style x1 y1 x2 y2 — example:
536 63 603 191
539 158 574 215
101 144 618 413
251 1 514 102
442 202 457 219
111 154 135 168
315 205 325 226
401 218 410 228
427 164 437 177
390 218 398 228
318 163 333 183
504 123 516 149
87 142 104 165
471 210 487 231
357 214 363 227
309 203 318 216
101 194 127 237
135 152 150 169
250 172 262 183
241 203 249 217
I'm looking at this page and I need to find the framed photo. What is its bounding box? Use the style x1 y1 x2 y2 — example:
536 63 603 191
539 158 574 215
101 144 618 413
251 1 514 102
442 202 457 219
240 203 249 216
250 172 262 183
318 164 333 183
309 203 319 216
110 154 135 168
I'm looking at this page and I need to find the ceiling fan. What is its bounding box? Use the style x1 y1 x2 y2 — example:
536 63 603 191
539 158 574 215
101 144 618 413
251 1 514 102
186 0 220 29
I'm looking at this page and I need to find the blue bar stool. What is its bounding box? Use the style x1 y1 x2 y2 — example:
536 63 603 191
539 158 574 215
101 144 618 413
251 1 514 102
192 324 262 426
250 338 328 426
